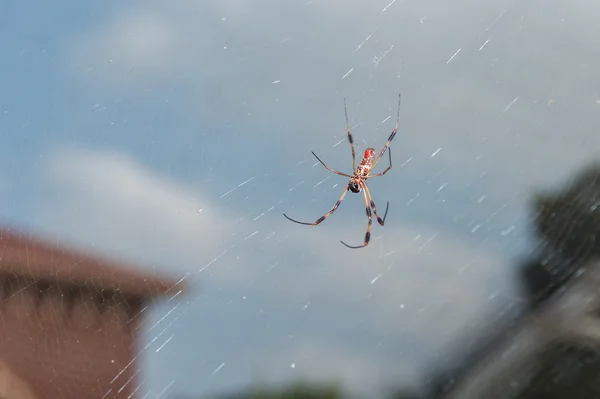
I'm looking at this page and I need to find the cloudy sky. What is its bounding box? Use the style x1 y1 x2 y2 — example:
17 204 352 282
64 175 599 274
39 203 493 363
1 0 599 397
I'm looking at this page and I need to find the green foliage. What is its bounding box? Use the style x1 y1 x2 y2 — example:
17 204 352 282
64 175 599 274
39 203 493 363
515 343 600 399
517 163 600 398
206 382 345 399
533 163 600 265
520 164 600 306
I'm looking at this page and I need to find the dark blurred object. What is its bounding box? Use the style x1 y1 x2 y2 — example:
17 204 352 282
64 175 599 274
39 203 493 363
387 387 427 399
521 163 600 309
532 164 600 267
515 343 600 399
534 164 600 264
506 165 600 399
175 382 345 399
177 382 426 399
518 258 558 310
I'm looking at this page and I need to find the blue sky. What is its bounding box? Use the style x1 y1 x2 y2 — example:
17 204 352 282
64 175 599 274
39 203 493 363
1 0 600 397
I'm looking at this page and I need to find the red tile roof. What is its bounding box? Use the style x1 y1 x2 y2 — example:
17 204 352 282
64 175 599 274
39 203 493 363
0 226 184 298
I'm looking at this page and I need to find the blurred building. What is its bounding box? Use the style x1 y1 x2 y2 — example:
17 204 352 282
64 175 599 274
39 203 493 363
0 226 183 399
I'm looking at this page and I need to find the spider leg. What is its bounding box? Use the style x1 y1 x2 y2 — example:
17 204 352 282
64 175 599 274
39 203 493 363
366 147 392 179
311 151 353 178
344 98 356 171
340 187 373 249
371 93 401 170
363 184 389 226
283 185 349 226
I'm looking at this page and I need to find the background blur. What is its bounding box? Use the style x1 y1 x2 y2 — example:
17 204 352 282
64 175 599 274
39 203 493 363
1 0 599 397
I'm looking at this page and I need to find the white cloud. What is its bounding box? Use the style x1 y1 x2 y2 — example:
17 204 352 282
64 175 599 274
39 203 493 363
65 0 600 199
69 5 182 80
89 11 175 71
35 146 231 272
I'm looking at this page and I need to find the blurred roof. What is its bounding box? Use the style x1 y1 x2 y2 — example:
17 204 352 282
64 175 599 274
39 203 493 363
0 226 184 299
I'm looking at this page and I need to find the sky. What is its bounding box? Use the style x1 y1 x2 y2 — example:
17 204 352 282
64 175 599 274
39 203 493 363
1 0 600 397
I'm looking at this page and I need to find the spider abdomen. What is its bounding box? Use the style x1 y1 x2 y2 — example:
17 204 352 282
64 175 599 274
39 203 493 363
356 148 375 177
360 148 376 165
349 182 362 193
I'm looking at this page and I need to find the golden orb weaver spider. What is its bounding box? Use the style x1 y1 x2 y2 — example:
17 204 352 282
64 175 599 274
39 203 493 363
283 94 401 249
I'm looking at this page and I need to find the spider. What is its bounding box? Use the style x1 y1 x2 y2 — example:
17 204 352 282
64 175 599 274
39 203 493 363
283 94 401 249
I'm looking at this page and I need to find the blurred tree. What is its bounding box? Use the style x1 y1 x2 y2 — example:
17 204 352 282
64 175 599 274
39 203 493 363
214 383 343 399
386 388 426 399
172 382 346 399
518 163 600 308
516 163 600 398
175 380 424 398
516 343 600 399
533 163 600 267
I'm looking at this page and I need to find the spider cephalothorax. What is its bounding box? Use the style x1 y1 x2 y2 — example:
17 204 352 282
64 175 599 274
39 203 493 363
283 94 401 249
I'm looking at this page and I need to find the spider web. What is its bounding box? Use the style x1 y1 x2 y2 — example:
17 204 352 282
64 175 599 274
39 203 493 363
1 0 599 397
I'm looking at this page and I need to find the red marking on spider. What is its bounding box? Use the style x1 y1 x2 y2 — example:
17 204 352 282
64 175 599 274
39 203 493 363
359 148 376 168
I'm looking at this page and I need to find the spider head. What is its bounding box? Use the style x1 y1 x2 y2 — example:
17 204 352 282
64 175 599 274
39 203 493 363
348 181 361 193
